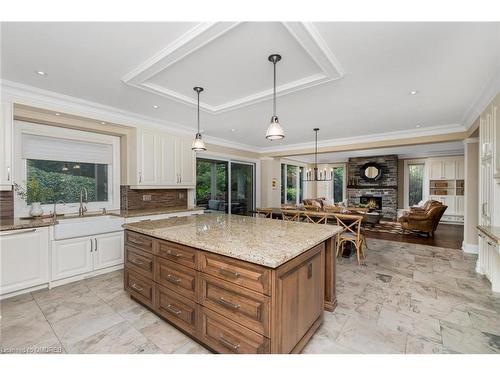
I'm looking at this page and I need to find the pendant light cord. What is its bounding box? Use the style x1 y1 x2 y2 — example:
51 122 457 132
273 60 276 116
315 129 318 179
197 90 200 134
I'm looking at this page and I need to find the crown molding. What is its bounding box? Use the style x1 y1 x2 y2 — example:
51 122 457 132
461 68 500 130
122 22 344 114
0 79 262 153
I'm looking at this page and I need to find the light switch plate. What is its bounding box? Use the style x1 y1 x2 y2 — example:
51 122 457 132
142 194 152 201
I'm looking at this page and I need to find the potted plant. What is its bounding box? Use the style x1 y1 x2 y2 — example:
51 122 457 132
14 179 54 217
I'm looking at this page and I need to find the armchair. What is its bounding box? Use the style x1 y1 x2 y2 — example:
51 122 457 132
399 203 447 237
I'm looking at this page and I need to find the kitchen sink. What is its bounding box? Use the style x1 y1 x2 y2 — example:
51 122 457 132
53 215 124 240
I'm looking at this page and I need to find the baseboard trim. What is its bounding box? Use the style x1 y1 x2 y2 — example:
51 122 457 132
462 242 479 254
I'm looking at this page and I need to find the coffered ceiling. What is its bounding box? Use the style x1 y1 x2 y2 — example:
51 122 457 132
1 22 499 151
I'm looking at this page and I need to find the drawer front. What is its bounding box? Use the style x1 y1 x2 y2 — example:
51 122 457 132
154 256 197 300
198 273 270 337
200 307 270 354
125 246 153 278
155 284 198 335
125 269 154 307
199 252 271 295
125 231 153 253
154 239 197 269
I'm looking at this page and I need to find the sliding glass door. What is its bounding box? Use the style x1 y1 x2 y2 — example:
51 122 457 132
230 162 254 215
196 157 255 215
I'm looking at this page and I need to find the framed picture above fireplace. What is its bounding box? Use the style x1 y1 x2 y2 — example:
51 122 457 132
360 162 383 182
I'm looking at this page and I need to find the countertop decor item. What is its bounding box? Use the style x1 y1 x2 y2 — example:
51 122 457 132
191 86 206 151
13 180 54 217
265 54 285 140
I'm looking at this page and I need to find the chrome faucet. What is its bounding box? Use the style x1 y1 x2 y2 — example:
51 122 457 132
53 200 65 219
79 188 88 216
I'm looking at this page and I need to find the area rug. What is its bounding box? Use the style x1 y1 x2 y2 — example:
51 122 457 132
363 220 427 237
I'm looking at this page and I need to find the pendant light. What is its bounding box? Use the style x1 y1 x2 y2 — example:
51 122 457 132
304 128 332 182
266 54 285 140
192 86 206 151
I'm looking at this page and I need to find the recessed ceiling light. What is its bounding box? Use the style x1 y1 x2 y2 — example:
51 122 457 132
100 121 106 125
409 90 419 95
231 128 236 132
55 113 60 116
35 70 48 76
153 105 159 109
416 124 422 128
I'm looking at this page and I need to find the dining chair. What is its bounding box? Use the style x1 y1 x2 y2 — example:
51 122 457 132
334 213 366 265
303 211 328 224
281 209 301 221
256 208 273 219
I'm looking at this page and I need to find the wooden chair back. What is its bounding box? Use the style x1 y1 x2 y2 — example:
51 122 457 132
303 205 320 212
334 214 363 238
281 210 301 221
256 208 273 219
303 211 328 224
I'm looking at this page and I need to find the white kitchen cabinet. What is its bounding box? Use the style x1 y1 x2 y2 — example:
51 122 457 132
0 100 13 190
428 157 461 180
134 129 195 188
0 227 49 295
52 231 124 281
442 160 456 180
52 236 93 281
455 196 464 216
93 232 124 271
429 161 443 180
455 159 465 180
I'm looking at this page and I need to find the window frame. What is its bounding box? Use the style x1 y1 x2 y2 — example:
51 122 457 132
403 158 429 208
280 161 307 205
13 121 121 217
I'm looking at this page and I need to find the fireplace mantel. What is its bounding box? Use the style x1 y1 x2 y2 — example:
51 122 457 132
347 185 398 189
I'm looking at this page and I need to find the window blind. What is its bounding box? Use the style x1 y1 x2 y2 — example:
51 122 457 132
22 133 113 164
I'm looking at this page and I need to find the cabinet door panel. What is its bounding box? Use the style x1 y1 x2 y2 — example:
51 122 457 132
0 228 49 294
429 161 443 180
455 159 464 180
93 232 124 271
455 196 464 216
139 131 158 184
442 161 456 179
159 135 177 185
176 137 195 186
52 237 93 281
441 196 456 215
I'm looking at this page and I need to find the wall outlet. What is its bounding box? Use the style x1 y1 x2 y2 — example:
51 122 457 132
178 192 185 199
142 194 152 201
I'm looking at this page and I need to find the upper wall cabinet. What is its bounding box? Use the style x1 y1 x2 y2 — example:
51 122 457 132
428 157 463 180
0 100 13 190
134 129 195 188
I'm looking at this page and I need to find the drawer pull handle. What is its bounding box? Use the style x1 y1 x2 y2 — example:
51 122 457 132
131 283 144 292
219 335 240 352
217 297 240 310
129 238 146 246
166 274 181 284
166 304 182 315
130 258 145 265
166 250 183 258
219 268 240 278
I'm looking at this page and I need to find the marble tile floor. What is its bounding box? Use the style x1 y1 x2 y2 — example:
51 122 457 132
1 238 499 354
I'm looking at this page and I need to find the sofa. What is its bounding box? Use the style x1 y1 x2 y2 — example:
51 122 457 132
398 200 447 237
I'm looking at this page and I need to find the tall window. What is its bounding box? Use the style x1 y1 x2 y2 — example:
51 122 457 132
281 164 304 205
408 163 424 206
332 166 344 203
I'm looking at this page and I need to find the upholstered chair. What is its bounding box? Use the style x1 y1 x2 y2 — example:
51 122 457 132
399 204 448 237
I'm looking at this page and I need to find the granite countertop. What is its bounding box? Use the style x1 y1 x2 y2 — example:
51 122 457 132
477 226 500 244
0 207 205 231
123 213 343 268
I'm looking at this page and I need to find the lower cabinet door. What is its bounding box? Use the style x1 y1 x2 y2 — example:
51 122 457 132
52 237 93 281
0 227 49 294
200 307 270 354
93 232 124 271
125 268 154 307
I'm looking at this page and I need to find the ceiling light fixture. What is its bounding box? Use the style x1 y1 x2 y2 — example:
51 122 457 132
35 70 48 76
191 87 206 152
409 90 419 95
100 121 106 125
55 113 60 116
416 124 422 128
266 54 285 141
153 105 159 109
304 128 332 182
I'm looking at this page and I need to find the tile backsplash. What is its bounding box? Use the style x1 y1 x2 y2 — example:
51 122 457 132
0 190 14 219
120 186 188 210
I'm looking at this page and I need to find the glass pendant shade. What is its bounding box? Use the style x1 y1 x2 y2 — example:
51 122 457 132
192 132 206 151
266 116 285 140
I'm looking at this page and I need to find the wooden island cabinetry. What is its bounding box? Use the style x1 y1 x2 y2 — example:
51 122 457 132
123 214 339 354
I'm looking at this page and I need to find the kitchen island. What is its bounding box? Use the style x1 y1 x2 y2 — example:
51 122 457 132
122 213 342 354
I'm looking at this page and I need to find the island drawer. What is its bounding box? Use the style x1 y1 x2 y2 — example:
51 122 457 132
125 269 154 307
198 273 270 337
154 239 197 269
125 246 153 279
125 231 153 253
155 257 197 301
200 307 270 354
155 284 198 336
199 252 271 295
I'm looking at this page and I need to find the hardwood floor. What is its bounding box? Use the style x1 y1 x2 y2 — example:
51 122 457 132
364 223 464 249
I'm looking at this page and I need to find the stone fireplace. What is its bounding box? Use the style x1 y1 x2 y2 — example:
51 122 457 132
347 155 398 220
360 195 383 211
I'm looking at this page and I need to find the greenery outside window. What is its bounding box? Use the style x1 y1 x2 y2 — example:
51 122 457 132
408 163 424 206
281 163 304 205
